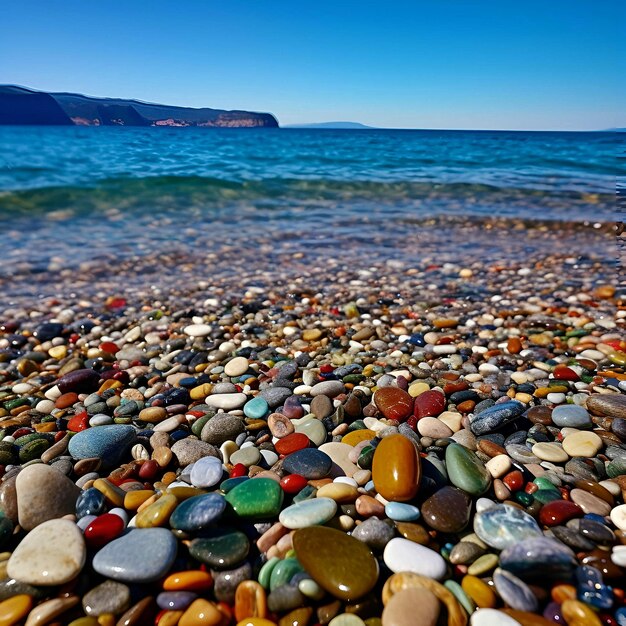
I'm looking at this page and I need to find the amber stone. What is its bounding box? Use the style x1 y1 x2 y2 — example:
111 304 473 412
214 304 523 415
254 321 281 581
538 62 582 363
394 522 430 545
573 479 614 505
420 486 471 533
373 388 413 421
526 406 553 425
371 434 421 502
293 526 379 602
538 500 583 527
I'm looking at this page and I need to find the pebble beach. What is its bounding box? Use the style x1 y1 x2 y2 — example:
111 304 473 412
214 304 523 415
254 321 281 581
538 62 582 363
0 128 623 626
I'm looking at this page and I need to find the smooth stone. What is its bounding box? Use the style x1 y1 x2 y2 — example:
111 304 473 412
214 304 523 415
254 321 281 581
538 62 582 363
470 401 525 435
201 414 245 445
311 395 333 419
421 486 471 533
230 447 262 468
493 568 538 612
214 562 253 603
68 424 136 467
225 478 284 519
190 456 224 488
505 444 540 465
92 528 178 582
244 397 270 420
184 324 212 337
352 517 395 551
135 494 178 528
170 493 227 532
279 497 338 529
225 357 250 377
449 541 486 565
445 443 491 496
7 519 86 585
205 391 248 411
295 419 327 447
171 439 221 466
157 591 198 611
499 537 577 580
16 463 81 531
189 528 250 569
417 417 453 439
318 442 360 477
383 538 447 580
310 381 346 398
587 394 626 419
551 405 592 429
473 505 542 550
385 502 420 522
562 431 602 457
610 504 626 531
372 434 421 502
374 387 413 421
283 449 333 479
531 442 569 463
470 608 522 626
259 386 293 408
413 390 446 419
569 489 612 517
82 580 130 616
293 525 379 601
382 587 440 626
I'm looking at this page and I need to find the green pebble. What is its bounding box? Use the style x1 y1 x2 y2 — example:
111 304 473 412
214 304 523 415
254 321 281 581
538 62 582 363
4 397 31 411
113 417 132 424
357 446 375 470
191 415 211 438
343 374 364 384
514 492 534 507
258 556 280 589
269 557 304 591
225 477 284 519
607 458 626 478
14 433 45 446
348 420 367 432
19 439 50 463
0 517 13 549
444 580 476 615
293 485 317 503
445 443 491 496
533 476 558 490
533 488 562 504
467 553 498 576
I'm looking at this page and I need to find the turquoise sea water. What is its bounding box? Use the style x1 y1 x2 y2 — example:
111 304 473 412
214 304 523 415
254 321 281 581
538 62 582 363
0 127 620 274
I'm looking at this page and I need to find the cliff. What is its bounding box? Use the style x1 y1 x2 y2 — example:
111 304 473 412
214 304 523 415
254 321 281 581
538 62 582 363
0 85 279 128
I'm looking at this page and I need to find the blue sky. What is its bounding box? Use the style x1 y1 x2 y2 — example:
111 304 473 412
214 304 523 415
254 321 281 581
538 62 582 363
1 1 623 129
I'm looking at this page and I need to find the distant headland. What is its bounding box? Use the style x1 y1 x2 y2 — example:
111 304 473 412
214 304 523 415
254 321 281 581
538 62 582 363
0 85 279 128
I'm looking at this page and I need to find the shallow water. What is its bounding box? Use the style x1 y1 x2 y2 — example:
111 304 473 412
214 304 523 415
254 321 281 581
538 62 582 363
0 127 621 280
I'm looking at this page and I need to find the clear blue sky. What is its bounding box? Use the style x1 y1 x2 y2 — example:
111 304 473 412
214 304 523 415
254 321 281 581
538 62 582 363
1 1 623 130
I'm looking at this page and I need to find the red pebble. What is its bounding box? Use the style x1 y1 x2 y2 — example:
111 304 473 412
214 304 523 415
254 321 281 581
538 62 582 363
553 365 579 381
84 513 125 548
230 463 247 478
502 470 524 492
320 364 334 374
99 341 120 354
138 459 159 480
280 474 308 494
275 433 310 456
413 390 446 419
406 415 419 431
374 387 414 421
13 428 34 439
67 411 89 432
539 500 583 527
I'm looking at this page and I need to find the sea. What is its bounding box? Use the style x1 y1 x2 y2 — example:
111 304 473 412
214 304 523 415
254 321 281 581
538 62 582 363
0 127 620 282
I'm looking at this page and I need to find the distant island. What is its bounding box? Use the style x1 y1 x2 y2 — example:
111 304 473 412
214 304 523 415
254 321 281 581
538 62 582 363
0 85 278 128
285 121 375 129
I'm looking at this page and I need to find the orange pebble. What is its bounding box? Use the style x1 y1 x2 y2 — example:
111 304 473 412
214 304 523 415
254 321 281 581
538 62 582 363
551 584 577 604
179 599 223 626
163 571 213 592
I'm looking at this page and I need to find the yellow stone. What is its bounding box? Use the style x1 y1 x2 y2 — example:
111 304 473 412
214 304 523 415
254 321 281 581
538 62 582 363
371 434 420 502
48 345 68 359
191 383 213 400
167 486 206 500
93 478 126 507
0 594 32 625
236 620 277 626
316 483 359 503
341 430 375 447
302 329 323 341
235 580 268 622
136 494 178 528
278 607 312 626
467 553 498 576
68 618 100 626
97 615 115 626
461 575 496 608
179 599 223 626
408 382 430 398
124 490 156 510
157 611 184 626
561 600 602 626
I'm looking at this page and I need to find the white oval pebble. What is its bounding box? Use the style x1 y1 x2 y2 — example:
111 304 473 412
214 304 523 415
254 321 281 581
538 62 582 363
470 608 521 626
611 545 626 567
383 538 447 580
610 504 626 531
184 324 212 337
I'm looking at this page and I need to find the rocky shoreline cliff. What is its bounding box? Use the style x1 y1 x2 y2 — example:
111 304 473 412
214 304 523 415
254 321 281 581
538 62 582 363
0 85 279 128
